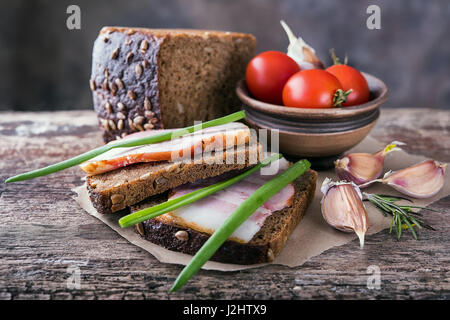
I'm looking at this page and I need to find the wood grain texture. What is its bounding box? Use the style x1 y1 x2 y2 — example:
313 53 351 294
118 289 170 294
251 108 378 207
0 109 449 300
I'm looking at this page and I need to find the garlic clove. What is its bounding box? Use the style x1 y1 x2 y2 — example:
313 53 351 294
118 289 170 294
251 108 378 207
320 178 370 248
335 141 405 187
335 153 383 186
380 160 446 199
280 20 324 70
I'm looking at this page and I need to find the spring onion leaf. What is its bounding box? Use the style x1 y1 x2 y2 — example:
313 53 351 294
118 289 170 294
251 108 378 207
5 111 246 183
170 158 311 292
118 153 283 228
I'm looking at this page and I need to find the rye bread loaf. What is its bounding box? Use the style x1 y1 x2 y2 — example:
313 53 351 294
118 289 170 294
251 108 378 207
87 143 262 215
131 169 317 265
90 27 256 143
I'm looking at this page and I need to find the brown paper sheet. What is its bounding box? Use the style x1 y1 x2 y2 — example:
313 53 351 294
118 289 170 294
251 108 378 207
73 136 449 271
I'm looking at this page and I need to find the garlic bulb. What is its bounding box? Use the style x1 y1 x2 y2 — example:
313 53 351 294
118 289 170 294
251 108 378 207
335 141 405 187
377 160 446 198
320 178 370 248
280 20 323 70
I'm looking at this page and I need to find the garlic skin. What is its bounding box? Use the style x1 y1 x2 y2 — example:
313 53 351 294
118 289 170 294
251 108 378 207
280 20 324 70
320 178 370 249
379 160 446 199
335 141 405 187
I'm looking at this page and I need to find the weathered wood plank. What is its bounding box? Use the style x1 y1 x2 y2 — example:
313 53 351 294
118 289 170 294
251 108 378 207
0 109 448 300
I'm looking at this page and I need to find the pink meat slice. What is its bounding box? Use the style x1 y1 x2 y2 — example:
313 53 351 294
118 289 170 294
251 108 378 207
79 122 250 175
166 158 295 242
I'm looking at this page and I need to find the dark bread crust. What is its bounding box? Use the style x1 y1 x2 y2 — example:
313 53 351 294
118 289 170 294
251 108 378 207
87 144 262 215
90 27 256 143
132 169 317 264
91 27 164 142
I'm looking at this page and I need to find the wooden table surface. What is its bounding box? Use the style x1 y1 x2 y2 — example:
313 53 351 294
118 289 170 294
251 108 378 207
0 108 449 300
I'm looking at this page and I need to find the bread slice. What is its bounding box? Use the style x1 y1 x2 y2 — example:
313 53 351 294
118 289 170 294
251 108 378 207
90 27 256 142
87 143 262 215
131 169 317 264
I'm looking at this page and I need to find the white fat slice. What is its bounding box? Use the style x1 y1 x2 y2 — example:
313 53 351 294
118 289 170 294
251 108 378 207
162 158 295 243
79 122 250 175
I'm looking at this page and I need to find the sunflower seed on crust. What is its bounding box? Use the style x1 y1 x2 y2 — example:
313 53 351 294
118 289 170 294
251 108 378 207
103 78 108 91
117 102 126 111
116 112 126 120
126 52 134 64
128 118 136 131
144 123 154 130
135 64 143 77
109 82 117 96
117 119 124 130
115 78 124 90
140 39 149 53
175 230 189 241
133 116 145 125
111 48 120 59
101 119 110 131
128 90 136 100
144 97 152 110
136 223 145 236
90 79 96 91
105 102 112 114
144 111 155 118
108 119 117 131
110 193 125 204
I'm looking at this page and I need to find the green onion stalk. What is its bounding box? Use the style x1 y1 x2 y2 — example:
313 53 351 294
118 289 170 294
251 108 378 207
119 153 283 228
170 159 311 292
5 111 246 183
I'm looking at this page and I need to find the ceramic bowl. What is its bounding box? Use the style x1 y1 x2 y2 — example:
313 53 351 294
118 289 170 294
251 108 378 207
236 72 388 167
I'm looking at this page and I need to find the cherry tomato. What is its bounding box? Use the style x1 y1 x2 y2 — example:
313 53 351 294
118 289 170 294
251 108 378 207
326 65 370 106
282 69 344 108
246 51 300 105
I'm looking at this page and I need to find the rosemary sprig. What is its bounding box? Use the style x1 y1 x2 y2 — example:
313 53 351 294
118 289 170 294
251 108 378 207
363 193 436 240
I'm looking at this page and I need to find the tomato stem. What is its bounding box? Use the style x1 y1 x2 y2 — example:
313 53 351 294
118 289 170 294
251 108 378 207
330 48 348 65
333 89 353 107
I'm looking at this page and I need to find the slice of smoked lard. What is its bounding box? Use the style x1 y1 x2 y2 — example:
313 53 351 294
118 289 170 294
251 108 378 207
87 142 263 214
158 158 294 243
131 169 318 264
80 122 251 175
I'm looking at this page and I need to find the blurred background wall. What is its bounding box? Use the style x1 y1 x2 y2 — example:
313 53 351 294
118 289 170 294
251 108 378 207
0 0 449 111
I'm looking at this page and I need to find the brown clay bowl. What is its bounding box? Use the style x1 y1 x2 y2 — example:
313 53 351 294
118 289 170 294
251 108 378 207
236 72 388 168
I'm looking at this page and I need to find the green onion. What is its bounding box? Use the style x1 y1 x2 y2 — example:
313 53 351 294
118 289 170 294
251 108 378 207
5 111 246 183
170 158 311 292
119 153 282 228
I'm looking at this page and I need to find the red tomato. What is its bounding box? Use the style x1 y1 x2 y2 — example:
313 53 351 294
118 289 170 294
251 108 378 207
326 65 370 106
246 51 300 105
282 69 344 108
